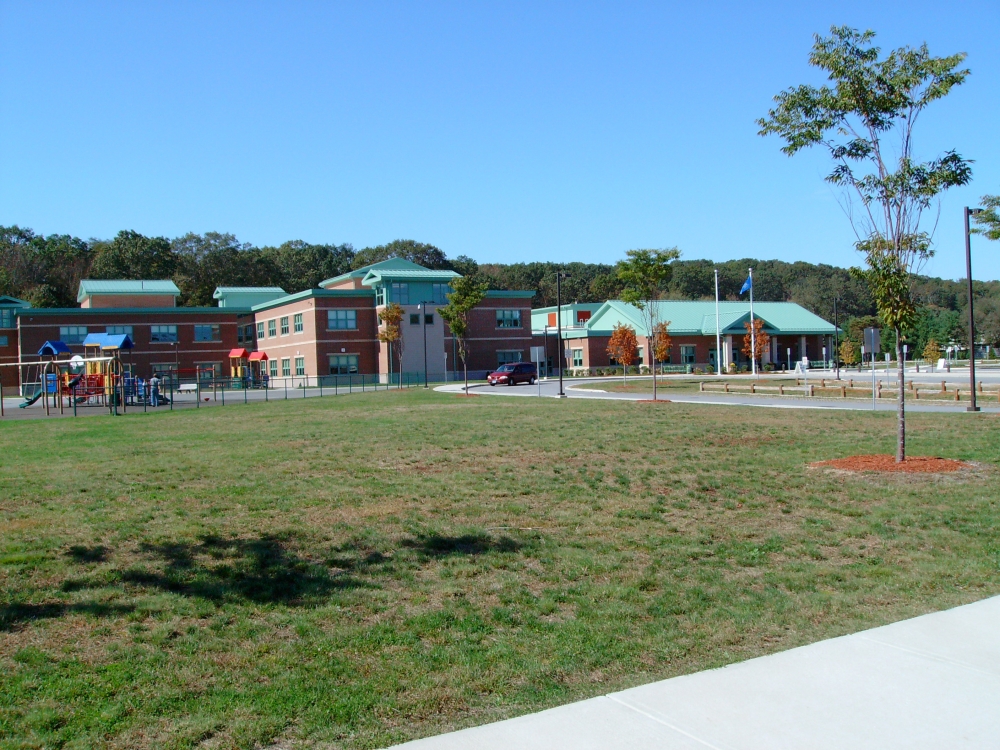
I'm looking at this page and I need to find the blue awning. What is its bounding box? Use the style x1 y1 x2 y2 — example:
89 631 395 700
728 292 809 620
101 334 134 350
37 341 72 357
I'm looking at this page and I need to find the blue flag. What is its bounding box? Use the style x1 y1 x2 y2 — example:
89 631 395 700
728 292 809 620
740 276 752 295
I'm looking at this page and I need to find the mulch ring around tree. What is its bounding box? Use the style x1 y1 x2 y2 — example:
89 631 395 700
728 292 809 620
810 454 972 474
635 399 672 404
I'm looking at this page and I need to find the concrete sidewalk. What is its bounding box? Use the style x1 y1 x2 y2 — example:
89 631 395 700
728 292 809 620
389 595 1000 749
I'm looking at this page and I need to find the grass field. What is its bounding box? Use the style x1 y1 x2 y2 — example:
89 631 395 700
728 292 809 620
2 390 999 749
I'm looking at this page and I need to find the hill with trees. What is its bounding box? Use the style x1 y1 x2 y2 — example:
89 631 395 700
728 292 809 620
2 225 998 354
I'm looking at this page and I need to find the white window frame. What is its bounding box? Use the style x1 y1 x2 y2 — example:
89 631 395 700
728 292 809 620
572 349 583 367
256 321 265 339
294 356 305 376
281 358 291 377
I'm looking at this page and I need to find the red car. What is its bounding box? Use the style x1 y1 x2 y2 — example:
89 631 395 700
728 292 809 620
488 362 537 386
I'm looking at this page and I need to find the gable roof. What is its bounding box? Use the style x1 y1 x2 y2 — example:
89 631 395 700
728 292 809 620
0 295 30 307
77 279 181 303
213 286 288 308
582 300 837 337
360 268 460 285
320 257 430 288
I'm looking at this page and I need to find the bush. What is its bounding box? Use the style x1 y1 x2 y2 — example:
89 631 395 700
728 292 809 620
727 363 737 374
693 367 703 375
705 365 715 374
763 363 774 372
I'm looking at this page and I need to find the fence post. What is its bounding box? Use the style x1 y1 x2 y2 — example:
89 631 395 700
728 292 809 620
265 378 268 402
285 379 288 400
72 383 77 417
196 377 200 408
169 374 173 411
319 376 323 398
349 375 353 394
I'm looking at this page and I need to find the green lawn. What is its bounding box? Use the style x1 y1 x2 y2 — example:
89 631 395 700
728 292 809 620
1 391 998 749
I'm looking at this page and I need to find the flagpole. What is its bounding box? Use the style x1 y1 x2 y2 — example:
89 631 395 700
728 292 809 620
749 267 757 377
714 269 722 376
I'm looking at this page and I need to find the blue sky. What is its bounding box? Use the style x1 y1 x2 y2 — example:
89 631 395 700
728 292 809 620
2 1 998 280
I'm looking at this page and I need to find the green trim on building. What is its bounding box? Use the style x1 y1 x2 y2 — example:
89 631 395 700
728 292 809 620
16 306 248 316
0 295 30 307
361 268 461 285
213 286 287 308
250 288 376 313
484 290 535 298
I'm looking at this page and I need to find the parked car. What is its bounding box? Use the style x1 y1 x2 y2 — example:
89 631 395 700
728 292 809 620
488 362 537 386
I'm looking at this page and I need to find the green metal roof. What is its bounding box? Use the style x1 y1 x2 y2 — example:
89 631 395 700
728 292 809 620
319 257 429 288
0 295 30 307
18 306 246 316
360 268 461 285
484 290 535 298
77 279 181 303
573 300 838 336
250 288 375 313
213 286 288 308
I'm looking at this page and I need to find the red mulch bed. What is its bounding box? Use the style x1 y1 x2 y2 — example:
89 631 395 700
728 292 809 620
811 454 970 473
636 399 672 403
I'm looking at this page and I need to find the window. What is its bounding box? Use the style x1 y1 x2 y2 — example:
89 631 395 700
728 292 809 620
431 283 450 304
327 310 357 330
497 350 523 365
294 357 305 376
637 346 644 365
59 326 88 344
390 282 409 305
268 319 276 337
150 325 177 343
0 335 8 347
280 316 289 335
152 363 174 377
329 354 359 374
680 345 696 364
237 324 253 344
497 310 521 328
256 321 265 339
194 324 221 342
424 314 434 325
0 309 15 329
572 349 583 367
409 314 420 325
375 287 386 306
281 358 291 377
106 325 133 337
269 359 278 378
293 313 303 333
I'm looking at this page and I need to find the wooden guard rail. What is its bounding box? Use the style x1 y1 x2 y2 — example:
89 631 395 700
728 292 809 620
699 378 1000 402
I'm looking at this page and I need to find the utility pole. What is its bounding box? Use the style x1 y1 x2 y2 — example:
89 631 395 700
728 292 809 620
833 297 840 381
965 206 983 412
556 272 570 398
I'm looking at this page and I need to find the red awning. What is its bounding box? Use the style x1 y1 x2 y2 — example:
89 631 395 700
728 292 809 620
228 348 250 359
248 351 269 361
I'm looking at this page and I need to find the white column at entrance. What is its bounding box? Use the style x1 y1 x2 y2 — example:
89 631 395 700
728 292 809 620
799 335 807 361
723 335 734 371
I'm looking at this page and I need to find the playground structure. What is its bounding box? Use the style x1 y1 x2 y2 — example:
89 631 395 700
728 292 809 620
1 335 137 416
228 348 269 388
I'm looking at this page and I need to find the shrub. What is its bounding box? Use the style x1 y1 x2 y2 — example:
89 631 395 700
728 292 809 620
693 367 703 375
763 363 774 372
705 365 715 374
728 363 738 374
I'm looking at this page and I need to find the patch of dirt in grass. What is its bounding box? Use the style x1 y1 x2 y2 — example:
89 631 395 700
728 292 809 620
810 454 972 473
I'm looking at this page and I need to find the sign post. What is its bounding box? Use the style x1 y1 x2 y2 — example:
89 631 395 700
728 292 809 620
864 328 880 411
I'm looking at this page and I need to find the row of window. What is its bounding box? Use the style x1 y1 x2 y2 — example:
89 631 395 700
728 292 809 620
258 355 360 378
569 345 696 367
57 325 222 344
0 309 16 329
256 310 360 339
374 283 451 307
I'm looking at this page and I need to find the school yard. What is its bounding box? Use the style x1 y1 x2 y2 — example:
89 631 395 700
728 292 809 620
1 390 998 749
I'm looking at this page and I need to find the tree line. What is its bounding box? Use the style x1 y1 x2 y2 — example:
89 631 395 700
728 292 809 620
2 225 998 353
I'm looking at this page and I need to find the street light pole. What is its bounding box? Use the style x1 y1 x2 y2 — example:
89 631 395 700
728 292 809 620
965 207 983 412
556 272 570 397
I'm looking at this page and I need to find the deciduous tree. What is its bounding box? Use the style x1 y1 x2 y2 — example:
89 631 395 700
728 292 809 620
90 230 177 280
378 303 405 388
617 248 681 400
758 26 971 461
922 338 941 365
742 319 770 373
606 324 638 384
652 321 671 383
438 276 488 394
839 339 859 366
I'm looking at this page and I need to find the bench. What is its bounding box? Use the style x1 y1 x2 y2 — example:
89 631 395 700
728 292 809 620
177 384 198 393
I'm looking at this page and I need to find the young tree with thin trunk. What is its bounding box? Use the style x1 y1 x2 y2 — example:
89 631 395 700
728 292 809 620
923 338 941 366
839 339 859 366
378 302 404 389
742 319 770 374
652 321 671 386
617 248 681 401
607 324 638 385
438 275 488 394
758 26 972 462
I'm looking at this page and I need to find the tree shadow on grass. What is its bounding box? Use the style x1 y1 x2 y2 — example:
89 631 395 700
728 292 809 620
401 532 525 558
1 601 135 632
118 534 380 606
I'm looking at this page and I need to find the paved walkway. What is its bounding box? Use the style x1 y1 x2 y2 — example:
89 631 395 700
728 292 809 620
390 595 1000 749
436 376 1000 414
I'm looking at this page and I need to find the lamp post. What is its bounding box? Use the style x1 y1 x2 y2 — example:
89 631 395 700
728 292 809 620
833 297 840 380
417 302 430 388
965 206 984 412
556 272 570 397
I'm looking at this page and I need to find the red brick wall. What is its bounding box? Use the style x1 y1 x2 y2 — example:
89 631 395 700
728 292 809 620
82 294 176 309
15 310 243 382
453 298 533 371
